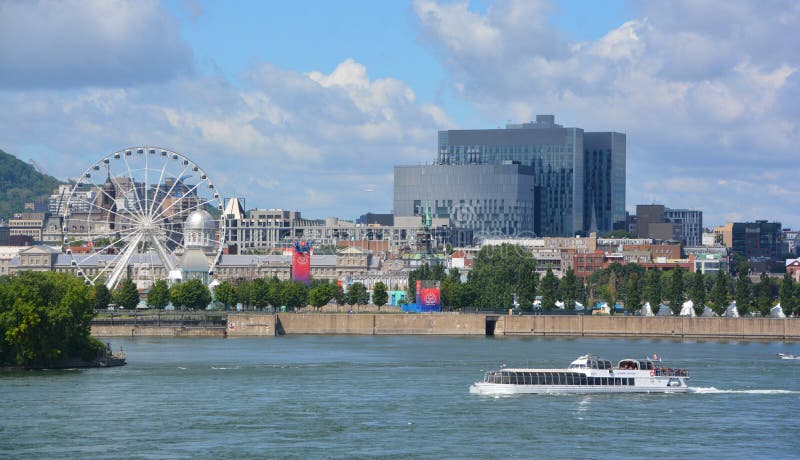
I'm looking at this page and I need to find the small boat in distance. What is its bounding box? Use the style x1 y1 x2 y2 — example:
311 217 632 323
470 354 690 395
777 353 800 360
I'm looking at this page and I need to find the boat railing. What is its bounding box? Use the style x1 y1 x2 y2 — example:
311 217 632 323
653 367 689 377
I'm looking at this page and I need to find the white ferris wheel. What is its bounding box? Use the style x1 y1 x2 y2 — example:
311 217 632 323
63 147 225 289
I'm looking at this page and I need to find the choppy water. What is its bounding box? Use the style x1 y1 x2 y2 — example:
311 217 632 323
2 336 799 459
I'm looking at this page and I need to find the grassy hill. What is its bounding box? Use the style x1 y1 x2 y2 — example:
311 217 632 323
0 149 63 220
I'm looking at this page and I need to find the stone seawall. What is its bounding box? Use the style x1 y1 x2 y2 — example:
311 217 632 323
501 315 800 339
92 313 800 340
91 325 226 337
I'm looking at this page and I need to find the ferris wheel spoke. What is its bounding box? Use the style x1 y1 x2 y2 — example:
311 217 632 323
144 149 150 222
150 177 207 224
109 173 147 223
106 231 145 289
149 155 170 219
149 196 216 227
148 161 190 221
120 150 150 220
67 196 141 227
69 229 144 263
148 231 178 273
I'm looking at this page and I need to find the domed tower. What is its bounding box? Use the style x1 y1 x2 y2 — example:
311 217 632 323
184 209 217 251
180 209 217 285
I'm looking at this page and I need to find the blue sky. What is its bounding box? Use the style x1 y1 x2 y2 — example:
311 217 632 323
0 0 797 228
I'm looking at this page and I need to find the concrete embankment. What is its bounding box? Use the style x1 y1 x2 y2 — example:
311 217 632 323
92 313 800 340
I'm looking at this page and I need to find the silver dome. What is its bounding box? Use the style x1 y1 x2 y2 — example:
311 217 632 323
184 210 216 230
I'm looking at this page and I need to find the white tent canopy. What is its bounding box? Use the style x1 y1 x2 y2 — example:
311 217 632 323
640 302 654 316
574 301 585 311
555 300 565 309
701 306 717 317
679 300 696 317
657 303 673 316
771 304 786 318
723 301 740 318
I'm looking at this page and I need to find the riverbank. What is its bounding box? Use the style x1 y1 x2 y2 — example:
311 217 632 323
90 312 800 340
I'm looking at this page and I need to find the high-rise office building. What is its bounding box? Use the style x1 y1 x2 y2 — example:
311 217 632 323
425 115 625 236
584 132 626 233
394 163 536 237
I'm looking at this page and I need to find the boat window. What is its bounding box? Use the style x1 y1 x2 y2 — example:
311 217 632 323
580 375 588 386
525 372 532 385
502 372 510 384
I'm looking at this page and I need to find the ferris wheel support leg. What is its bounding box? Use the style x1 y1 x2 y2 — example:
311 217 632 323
150 232 178 274
106 232 144 290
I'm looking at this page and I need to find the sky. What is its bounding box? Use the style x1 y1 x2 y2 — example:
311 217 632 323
0 0 798 228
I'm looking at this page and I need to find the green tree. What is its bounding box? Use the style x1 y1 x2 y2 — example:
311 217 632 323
465 244 537 310
92 284 111 310
623 272 641 314
372 281 388 307
735 269 751 315
266 277 282 308
147 279 170 309
668 267 685 314
559 268 578 310
644 269 662 308
213 280 236 311
0 271 102 366
755 273 772 315
114 279 140 310
346 282 369 305
235 280 252 308
333 283 345 305
539 268 557 310
251 278 271 310
779 273 796 315
170 279 211 310
710 271 729 314
281 281 309 310
688 271 706 313
308 282 335 309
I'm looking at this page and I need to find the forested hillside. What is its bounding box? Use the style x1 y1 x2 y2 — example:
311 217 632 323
0 149 63 219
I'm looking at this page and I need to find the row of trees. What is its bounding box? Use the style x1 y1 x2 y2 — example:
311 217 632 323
407 244 800 315
87 276 393 312
0 272 103 366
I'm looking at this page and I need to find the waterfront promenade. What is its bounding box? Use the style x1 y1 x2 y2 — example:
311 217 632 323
91 311 800 340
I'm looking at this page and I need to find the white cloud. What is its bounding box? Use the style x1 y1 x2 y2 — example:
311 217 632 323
0 59 449 219
0 0 193 89
413 0 800 227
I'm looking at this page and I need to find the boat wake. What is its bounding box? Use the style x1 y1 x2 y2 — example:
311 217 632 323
689 387 799 395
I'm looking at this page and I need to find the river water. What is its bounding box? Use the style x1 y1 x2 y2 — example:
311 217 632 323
1 336 798 459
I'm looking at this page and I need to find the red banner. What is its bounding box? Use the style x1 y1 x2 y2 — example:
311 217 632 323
291 243 311 286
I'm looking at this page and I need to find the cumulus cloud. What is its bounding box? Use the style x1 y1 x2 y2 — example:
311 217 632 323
413 0 800 226
0 0 193 89
0 59 451 219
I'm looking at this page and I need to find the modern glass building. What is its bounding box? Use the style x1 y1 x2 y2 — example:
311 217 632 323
584 132 626 234
394 164 536 238
426 115 625 236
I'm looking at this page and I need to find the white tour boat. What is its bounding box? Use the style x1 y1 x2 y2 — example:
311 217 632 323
470 354 690 395
777 353 800 360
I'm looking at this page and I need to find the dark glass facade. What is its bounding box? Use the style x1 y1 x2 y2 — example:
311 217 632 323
583 132 626 233
435 115 584 236
731 221 782 260
393 164 536 238
395 115 626 237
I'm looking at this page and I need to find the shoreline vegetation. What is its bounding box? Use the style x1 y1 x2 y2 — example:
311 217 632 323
0 272 125 370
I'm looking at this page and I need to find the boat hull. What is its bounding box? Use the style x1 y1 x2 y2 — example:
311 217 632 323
470 382 689 395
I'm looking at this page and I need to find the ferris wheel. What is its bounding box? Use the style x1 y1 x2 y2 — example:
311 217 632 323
63 147 225 289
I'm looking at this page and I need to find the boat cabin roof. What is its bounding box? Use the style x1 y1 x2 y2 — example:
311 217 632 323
617 358 655 370
568 354 613 370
